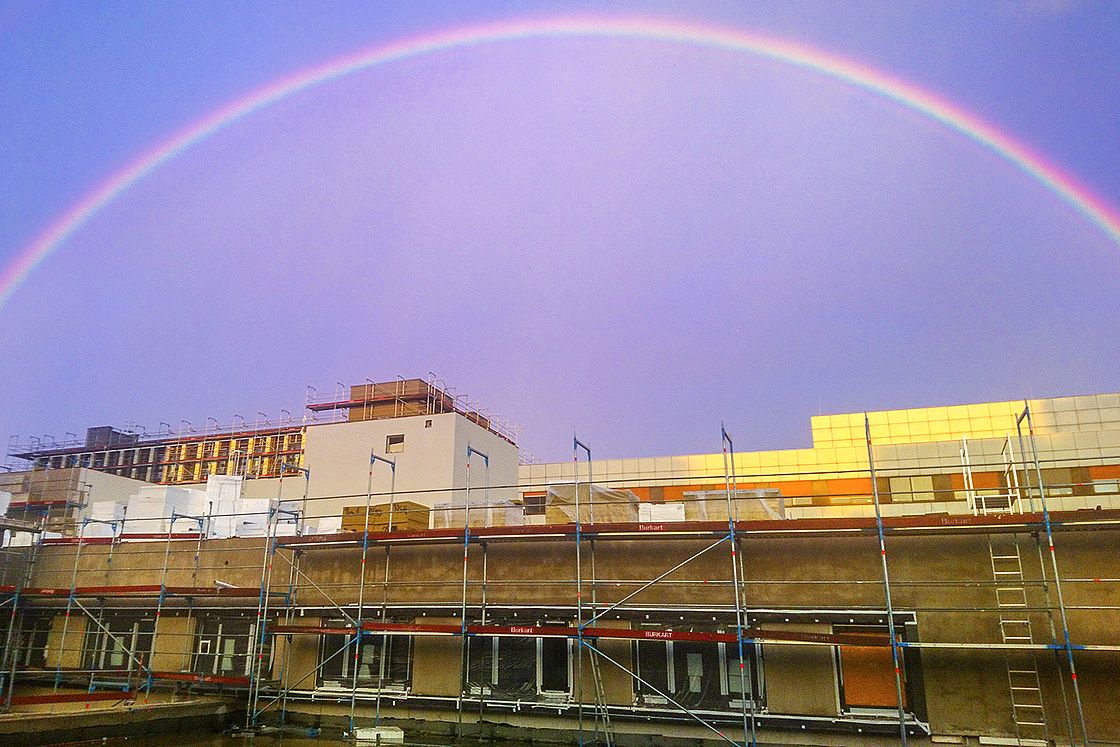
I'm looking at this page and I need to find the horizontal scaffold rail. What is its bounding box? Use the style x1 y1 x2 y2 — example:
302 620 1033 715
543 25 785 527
276 507 1120 550
271 621 886 647
266 620 1120 652
0 584 280 598
41 533 205 545
15 667 251 688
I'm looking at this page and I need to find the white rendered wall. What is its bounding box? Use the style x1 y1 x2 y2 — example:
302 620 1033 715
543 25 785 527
301 412 518 519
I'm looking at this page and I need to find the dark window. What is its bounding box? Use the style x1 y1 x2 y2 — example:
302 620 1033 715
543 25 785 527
466 634 535 699
319 622 411 690
636 636 762 711
192 617 266 677
523 493 546 516
16 615 52 669
539 637 570 693
634 640 670 703
82 612 155 675
386 434 405 454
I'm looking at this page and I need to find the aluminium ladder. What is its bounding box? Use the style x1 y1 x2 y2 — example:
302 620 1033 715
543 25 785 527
963 437 1049 746
587 646 615 746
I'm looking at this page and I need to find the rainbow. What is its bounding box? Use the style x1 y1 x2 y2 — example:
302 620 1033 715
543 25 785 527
4 15 1119 307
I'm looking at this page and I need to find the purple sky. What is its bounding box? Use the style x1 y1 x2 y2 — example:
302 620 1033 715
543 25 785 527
1 1 1118 462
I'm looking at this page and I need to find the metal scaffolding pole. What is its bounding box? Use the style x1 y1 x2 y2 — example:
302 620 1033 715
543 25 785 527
146 512 193 697
350 452 395 736
573 435 589 746
248 507 278 727
722 425 756 747
0 524 42 709
1034 532 1076 744
253 633 357 717
278 462 308 724
476 541 488 727
582 639 739 746
865 414 908 745
1017 404 1089 744
457 444 488 737
374 457 396 726
52 520 89 692
278 544 299 724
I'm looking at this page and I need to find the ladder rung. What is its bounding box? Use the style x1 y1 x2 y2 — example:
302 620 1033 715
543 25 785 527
1001 619 1031 625
991 553 1021 560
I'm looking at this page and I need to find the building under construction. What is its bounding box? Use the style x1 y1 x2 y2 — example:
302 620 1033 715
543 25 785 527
0 377 1118 746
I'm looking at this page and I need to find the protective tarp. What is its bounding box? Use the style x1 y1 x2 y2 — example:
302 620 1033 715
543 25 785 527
431 500 523 529
545 484 639 524
682 488 785 522
466 635 537 700
205 475 244 538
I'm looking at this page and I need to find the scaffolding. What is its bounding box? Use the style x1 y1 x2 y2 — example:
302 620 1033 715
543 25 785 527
0 401 1116 746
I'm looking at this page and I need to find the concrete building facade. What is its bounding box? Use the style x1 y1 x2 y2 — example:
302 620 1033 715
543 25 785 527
0 382 1118 746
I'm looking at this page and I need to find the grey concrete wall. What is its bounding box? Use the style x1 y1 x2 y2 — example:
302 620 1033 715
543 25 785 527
14 527 1120 742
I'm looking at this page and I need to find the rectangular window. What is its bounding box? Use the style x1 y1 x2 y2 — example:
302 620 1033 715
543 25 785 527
192 617 266 677
539 637 570 694
17 615 51 669
386 434 405 454
82 612 155 675
522 493 546 516
319 622 411 691
634 640 670 704
465 633 535 699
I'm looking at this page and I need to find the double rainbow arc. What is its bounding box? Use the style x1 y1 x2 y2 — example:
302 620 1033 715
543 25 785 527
3 16 1118 307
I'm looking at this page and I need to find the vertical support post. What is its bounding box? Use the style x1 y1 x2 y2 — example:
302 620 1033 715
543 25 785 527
374 457 396 726
146 512 180 697
0 527 39 708
53 520 88 692
458 445 488 737
721 425 755 747
248 506 279 728
351 452 395 735
865 414 908 745
278 544 299 725
476 542 489 726
573 435 591 746
1018 404 1088 744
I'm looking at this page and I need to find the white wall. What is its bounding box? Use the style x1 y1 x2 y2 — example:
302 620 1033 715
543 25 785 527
77 468 150 523
300 412 517 519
